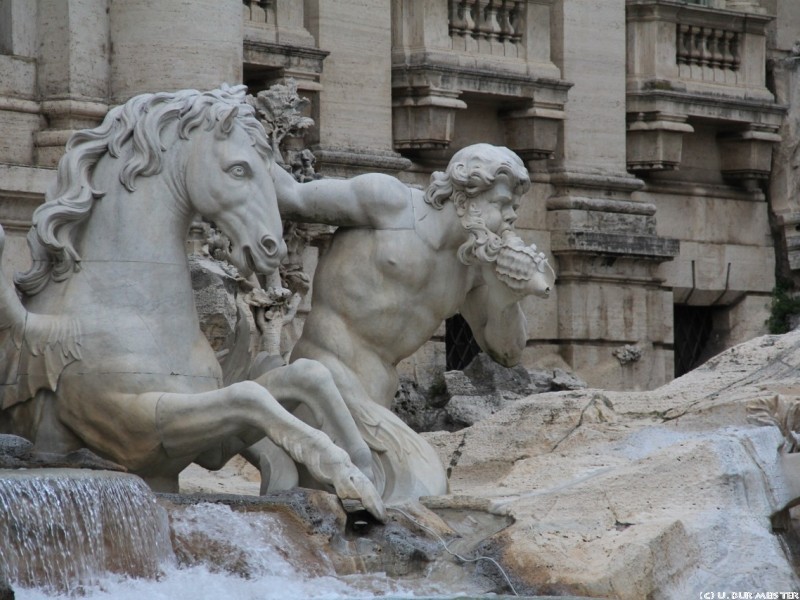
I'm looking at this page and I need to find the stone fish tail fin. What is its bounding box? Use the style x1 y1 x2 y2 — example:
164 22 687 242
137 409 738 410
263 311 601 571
0 224 82 409
0 224 27 409
0 225 26 332
20 313 83 399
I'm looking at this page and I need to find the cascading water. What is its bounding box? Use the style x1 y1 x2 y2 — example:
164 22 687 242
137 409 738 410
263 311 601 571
0 469 175 595
0 469 529 599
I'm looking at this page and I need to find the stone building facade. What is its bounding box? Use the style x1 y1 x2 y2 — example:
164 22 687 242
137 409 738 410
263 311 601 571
1 0 798 391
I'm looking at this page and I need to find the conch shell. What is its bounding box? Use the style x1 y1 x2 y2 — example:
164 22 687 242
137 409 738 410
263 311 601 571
493 232 555 297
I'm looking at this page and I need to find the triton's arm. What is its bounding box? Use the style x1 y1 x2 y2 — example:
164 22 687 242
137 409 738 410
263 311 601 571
272 162 414 230
459 270 528 368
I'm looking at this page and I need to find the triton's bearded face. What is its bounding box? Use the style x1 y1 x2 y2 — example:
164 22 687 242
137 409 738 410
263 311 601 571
456 176 519 266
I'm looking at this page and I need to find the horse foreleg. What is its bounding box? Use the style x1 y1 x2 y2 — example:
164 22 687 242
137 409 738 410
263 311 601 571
146 381 386 521
252 358 374 481
240 436 298 494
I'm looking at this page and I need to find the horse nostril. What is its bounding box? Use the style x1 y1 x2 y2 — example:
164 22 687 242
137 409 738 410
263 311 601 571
260 236 280 257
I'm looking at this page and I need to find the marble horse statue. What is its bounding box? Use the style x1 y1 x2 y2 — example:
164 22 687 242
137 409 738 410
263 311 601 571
0 86 385 521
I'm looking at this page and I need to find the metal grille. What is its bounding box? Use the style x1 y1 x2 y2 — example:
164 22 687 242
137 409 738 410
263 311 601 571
445 314 482 371
673 304 714 378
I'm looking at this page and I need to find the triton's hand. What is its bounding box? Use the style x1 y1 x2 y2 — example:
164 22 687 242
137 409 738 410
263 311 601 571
493 232 554 298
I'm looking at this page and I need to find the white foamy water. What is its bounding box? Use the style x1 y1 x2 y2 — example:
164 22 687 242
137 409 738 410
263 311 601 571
12 566 445 600
9 499 481 600
0 469 174 595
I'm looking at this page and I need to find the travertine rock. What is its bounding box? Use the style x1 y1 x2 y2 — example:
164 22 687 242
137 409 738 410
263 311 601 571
423 330 800 597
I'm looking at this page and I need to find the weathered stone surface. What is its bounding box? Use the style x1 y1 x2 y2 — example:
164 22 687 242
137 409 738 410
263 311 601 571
392 355 586 432
0 434 32 459
550 367 588 391
188 255 241 354
423 330 800 597
0 435 126 472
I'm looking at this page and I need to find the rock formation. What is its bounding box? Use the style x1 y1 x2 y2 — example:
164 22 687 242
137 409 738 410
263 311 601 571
423 330 800 597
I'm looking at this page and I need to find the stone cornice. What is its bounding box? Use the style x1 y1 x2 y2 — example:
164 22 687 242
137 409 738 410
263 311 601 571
627 88 786 125
626 0 774 30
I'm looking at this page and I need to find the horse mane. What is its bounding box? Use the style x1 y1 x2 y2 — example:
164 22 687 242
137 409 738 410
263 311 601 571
15 85 273 297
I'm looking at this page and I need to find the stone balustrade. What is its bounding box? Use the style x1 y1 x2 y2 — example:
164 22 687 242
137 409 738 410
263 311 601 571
242 0 276 25
676 23 740 74
625 0 781 180
448 0 525 56
391 0 567 159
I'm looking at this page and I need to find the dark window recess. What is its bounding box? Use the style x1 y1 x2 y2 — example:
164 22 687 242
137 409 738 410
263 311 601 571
445 314 481 371
673 304 715 378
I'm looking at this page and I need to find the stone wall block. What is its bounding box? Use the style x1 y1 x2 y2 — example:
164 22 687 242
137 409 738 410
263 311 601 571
109 0 242 103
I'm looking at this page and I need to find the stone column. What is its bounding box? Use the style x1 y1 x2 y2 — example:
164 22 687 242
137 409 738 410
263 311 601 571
547 0 678 390
35 0 110 167
109 0 243 104
304 0 409 176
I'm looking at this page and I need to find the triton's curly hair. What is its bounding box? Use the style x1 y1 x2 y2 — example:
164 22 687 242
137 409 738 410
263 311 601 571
424 143 530 210
424 144 530 265
16 85 272 296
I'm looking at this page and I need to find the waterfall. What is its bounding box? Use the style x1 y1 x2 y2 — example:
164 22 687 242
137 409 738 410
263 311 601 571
0 469 175 595
0 470 498 599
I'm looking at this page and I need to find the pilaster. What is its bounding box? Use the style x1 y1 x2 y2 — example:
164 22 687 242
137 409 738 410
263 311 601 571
35 0 110 167
109 0 243 104
305 0 409 176
549 0 679 389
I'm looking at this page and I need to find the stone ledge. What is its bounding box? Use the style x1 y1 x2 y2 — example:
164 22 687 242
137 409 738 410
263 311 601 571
311 146 412 177
627 88 786 126
550 231 680 260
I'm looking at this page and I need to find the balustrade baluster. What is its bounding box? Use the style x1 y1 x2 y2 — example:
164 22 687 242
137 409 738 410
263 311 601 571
709 29 724 69
474 0 490 40
498 0 513 43
463 0 477 35
689 26 703 66
484 1 502 42
510 1 524 45
449 0 468 36
677 24 690 64
729 32 740 70
701 28 713 67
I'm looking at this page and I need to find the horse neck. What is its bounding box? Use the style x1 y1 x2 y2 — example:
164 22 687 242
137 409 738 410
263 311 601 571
73 167 196 310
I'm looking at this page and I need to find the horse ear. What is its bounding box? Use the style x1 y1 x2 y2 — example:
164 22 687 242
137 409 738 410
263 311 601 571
219 106 239 136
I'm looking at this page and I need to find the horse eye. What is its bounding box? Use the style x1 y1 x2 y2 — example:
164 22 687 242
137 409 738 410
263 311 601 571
228 164 249 178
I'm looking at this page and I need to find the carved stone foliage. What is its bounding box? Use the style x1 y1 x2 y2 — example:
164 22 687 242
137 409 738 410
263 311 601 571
192 80 325 368
247 80 314 166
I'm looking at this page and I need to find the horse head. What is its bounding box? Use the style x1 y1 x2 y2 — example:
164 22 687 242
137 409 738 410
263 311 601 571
15 86 286 296
181 95 286 277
